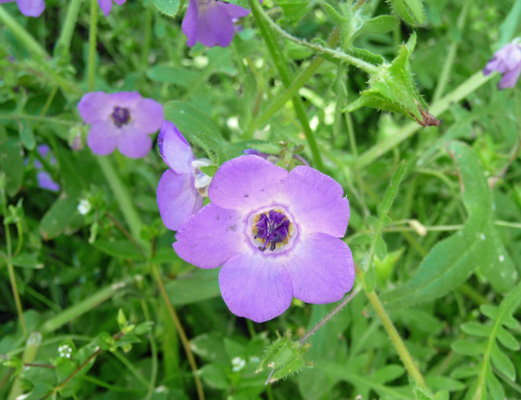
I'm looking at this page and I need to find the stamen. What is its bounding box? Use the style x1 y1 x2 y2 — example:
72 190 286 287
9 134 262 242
253 209 291 252
111 107 131 127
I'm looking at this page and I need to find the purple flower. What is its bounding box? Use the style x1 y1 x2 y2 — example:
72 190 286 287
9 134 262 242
97 0 126 17
182 0 250 47
0 0 45 17
35 145 60 192
78 91 164 159
173 155 355 322
157 121 212 231
483 42 521 89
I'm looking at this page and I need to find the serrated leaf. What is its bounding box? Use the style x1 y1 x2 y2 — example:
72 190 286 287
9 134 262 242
382 142 517 307
388 0 426 26
451 340 485 356
378 160 406 218
153 0 180 17
490 342 515 381
354 15 400 39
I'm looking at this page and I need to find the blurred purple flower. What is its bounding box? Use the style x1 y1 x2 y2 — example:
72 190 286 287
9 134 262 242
97 0 126 17
78 91 164 159
35 145 60 192
0 0 45 17
174 155 355 322
157 121 212 231
483 42 521 89
182 0 251 47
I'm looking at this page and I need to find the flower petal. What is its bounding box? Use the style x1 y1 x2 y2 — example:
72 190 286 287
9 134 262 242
283 233 355 303
220 1 250 18
284 166 349 237
78 92 112 124
219 253 293 322
181 0 199 47
174 203 248 269
208 155 288 212
97 0 112 16
16 0 45 17
116 126 152 158
157 121 194 174
109 91 142 108
132 99 164 134
87 120 118 155
196 1 235 47
498 65 521 89
115 0 126 5
37 171 60 192
157 169 203 231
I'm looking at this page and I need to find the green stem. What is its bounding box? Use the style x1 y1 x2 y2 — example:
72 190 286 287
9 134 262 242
96 157 144 246
355 265 429 392
0 7 48 60
40 280 128 334
1 188 27 338
141 7 153 69
249 0 323 170
431 0 470 102
0 115 75 125
54 0 83 58
140 299 158 400
88 0 98 91
7 332 42 400
251 1 377 74
355 71 495 169
245 27 340 137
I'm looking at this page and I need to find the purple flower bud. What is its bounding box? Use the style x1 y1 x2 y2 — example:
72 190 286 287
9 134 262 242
173 155 355 323
97 0 126 17
181 0 251 47
34 145 60 192
0 0 45 17
156 121 212 231
483 42 521 90
77 91 164 159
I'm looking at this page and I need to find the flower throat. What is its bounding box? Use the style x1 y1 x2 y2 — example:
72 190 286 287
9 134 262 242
252 209 292 252
111 107 131 127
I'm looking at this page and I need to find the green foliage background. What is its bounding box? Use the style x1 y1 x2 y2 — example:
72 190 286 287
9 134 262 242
1 0 521 399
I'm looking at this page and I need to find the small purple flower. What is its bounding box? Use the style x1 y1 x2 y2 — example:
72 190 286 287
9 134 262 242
157 121 212 231
0 0 45 17
97 0 126 17
173 155 355 322
78 91 164 159
35 145 60 192
182 0 251 47
483 42 521 89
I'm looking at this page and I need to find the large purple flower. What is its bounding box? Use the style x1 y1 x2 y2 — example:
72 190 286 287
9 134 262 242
182 0 250 47
157 121 211 231
78 91 164 159
483 42 521 89
97 0 126 17
34 145 60 192
0 0 45 17
173 156 355 323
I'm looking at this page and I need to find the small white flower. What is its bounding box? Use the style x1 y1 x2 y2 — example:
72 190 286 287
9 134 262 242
231 357 246 372
58 345 73 358
77 199 91 215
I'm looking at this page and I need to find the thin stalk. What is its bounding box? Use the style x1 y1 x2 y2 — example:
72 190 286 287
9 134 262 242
251 1 377 74
39 86 59 117
7 332 42 400
245 27 340 137
355 71 495 169
151 263 205 400
249 0 323 170
432 0 470 102
140 299 158 400
299 289 360 344
54 0 83 58
88 0 98 91
355 264 429 392
1 188 27 338
96 157 145 247
40 281 128 334
0 115 75 125
141 7 153 69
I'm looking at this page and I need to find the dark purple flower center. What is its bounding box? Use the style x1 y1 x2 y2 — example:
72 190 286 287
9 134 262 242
111 107 131 127
252 209 292 252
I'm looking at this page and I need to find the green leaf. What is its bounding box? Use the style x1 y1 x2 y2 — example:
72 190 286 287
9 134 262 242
153 0 180 17
146 66 200 88
40 196 84 239
460 322 493 337
451 340 485 356
11 253 44 269
388 0 426 26
496 327 519 351
19 120 35 150
490 343 515 381
0 138 24 196
354 15 400 39
378 160 406 218
198 364 230 389
425 376 465 392
165 269 221 305
382 142 517 307
485 368 504 400
92 240 145 260
164 101 236 164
